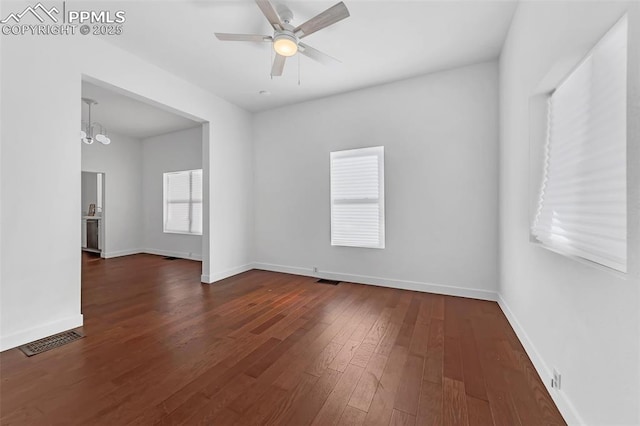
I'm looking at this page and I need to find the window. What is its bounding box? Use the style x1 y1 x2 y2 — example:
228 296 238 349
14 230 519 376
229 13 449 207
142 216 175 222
163 169 203 235
532 16 627 272
330 146 385 248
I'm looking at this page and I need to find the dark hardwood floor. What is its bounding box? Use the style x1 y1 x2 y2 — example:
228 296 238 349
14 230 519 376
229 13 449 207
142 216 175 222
0 253 565 425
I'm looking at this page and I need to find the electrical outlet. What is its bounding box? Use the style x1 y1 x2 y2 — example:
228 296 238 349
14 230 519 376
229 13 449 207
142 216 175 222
551 369 561 390
313 266 318 273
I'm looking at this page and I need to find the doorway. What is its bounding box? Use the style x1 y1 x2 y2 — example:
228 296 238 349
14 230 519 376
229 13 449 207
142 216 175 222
81 171 105 256
79 77 208 286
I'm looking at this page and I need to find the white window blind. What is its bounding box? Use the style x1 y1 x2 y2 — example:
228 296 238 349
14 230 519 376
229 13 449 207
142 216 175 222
331 146 385 248
163 169 203 235
532 16 627 272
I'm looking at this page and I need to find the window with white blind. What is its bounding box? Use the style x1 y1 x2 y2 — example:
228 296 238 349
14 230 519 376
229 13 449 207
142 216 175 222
330 146 385 248
163 169 203 235
532 16 627 272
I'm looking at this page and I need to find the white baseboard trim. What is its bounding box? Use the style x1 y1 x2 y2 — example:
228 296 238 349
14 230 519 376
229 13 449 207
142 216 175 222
202 263 254 284
252 262 498 301
0 314 84 352
102 248 202 261
142 248 202 261
102 248 143 258
497 294 583 425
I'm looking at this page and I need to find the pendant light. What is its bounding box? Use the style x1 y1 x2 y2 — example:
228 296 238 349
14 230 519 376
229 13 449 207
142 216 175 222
80 98 111 145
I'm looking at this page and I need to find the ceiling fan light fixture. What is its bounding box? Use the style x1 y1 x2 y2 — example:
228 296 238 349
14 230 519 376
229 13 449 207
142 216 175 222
273 33 298 57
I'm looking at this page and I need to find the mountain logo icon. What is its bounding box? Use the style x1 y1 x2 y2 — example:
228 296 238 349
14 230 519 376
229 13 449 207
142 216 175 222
1 3 60 24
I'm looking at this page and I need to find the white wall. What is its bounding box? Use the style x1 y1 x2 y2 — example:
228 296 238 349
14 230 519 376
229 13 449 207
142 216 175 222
142 127 202 260
82 133 143 257
0 32 253 351
499 2 640 424
253 61 499 299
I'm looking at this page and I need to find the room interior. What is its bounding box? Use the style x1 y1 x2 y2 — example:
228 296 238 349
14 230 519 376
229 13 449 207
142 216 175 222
80 81 204 261
0 0 639 425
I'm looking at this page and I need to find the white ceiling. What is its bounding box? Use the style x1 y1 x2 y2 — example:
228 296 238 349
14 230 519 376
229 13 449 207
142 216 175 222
81 81 201 139
98 0 517 112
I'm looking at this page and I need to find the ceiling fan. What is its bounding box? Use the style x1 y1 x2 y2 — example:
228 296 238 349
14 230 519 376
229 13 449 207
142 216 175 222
215 0 350 76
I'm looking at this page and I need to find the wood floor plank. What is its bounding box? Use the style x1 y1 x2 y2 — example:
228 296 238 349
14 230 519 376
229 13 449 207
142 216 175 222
348 352 388 412
259 372 319 426
328 339 361 372
347 295 389 343
283 368 343 426
349 342 376 368
179 374 256 425
423 319 444 384
389 409 417 426
417 379 443 426
409 320 430 357
459 319 488 401
0 254 566 426
466 395 494 426
307 341 345 377
443 377 470 426
332 296 379 345
311 363 364 426
336 405 367 426
393 353 425 415
431 295 445 320
363 345 408 426
245 326 307 378
395 296 420 348
374 322 402 356
416 294 433 324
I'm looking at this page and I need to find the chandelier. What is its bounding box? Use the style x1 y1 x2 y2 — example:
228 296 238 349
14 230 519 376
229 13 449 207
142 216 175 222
80 98 111 145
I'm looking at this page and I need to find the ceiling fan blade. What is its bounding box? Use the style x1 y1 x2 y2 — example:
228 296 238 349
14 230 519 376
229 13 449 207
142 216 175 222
294 2 350 38
255 0 284 31
215 33 272 42
298 42 340 65
271 54 286 76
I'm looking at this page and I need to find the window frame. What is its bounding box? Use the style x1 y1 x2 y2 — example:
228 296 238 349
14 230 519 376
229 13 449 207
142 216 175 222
330 146 385 249
530 15 628 273
163 168 203 236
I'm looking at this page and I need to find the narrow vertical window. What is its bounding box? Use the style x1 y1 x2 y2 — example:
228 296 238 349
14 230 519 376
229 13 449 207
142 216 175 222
331 146 385 248
163 169 203 235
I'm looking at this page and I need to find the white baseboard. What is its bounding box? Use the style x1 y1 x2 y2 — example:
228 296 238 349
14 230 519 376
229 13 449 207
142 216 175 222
252 262 498 301
0 314 84 352
102 248 202 261
102 248 143 258
201 263 254 284
142 248 202 261
497 294 583 425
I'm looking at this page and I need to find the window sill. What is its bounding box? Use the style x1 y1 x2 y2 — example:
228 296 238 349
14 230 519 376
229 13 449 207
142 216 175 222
530 237 628 280
163 230 202 236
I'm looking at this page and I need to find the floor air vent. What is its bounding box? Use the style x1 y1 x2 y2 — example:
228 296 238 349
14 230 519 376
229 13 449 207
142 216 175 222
18 330 84 357
316 279 341 285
